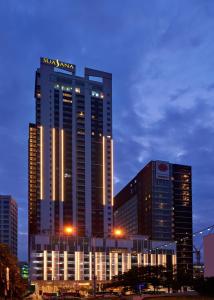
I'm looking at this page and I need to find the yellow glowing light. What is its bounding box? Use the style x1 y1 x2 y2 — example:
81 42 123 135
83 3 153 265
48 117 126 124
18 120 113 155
113 228 123 237
61 129 64 201
52 128 55 201
103 136 106 205
111 139 114 206
64 226 75 235
40 126 43 200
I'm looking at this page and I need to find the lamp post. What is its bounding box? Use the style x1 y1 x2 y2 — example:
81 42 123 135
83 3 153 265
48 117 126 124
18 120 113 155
63 225 76 249
113 228 124 248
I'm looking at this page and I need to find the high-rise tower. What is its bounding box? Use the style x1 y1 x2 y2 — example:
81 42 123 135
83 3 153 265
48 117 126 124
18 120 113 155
28 60 177 285
28 57 113 239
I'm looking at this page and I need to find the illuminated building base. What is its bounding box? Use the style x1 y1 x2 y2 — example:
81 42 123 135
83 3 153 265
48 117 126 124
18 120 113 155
29 235 176 283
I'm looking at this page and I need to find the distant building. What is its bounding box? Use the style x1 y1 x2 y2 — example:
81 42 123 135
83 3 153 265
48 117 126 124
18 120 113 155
0 195 18 256
114 160 193 274
204 234 214 278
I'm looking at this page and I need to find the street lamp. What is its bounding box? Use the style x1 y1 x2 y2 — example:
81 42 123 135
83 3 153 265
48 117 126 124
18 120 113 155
113 228 125 249
64 226 75 235
113 228 124 238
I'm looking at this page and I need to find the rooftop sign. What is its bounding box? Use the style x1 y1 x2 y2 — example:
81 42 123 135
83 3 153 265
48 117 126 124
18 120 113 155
41 57 75 73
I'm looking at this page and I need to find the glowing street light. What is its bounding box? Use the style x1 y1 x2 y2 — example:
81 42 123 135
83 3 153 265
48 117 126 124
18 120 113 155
113 228 124 237
64 226 75 235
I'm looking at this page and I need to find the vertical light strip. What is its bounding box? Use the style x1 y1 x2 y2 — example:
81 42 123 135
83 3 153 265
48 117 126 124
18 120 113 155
172 254 177 266
43 250 47 280
89 252 92 280
51 250 55 280
122 253 125 273
75 251 80 280
137 253 142 267
111 139 114 206
143 253 148 266
127 253 131 270
103 136 106 205
115 253 119 276
52 128 55 201
64 251 68 280
40 126 43 200
109 252 112 280
151 254 156 266
61 129 64 201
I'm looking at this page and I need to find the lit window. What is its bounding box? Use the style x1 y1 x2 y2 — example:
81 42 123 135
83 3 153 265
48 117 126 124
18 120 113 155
91 91 100 97
65 173 71 178
63 99 72 103
75 87 80 93
77 130 85 135
63 93 72 98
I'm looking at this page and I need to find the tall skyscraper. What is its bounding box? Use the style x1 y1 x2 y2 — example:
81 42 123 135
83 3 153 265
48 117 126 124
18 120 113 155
28 57 113 239
28 60 177 287
114 160 193 274
0 195 18 257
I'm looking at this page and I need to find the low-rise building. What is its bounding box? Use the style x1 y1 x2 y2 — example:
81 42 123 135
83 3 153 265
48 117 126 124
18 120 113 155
30 234 176 292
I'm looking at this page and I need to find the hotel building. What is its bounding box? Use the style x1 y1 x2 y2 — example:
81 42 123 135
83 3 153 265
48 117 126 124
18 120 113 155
0 195 18 256
28 59 177 289
114 161 193 274
29 57 113 239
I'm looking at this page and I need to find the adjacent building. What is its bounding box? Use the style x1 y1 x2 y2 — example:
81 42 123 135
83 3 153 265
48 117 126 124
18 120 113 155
114 160 193 274
204 234 214 278
0 195 18 256
28 57 113 239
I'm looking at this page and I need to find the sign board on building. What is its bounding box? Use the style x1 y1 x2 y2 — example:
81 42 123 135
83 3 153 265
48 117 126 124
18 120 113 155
156 161 170 180
41 57 75 73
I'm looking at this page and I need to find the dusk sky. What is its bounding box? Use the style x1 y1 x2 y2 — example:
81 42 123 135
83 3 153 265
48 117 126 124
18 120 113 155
1 0 214 260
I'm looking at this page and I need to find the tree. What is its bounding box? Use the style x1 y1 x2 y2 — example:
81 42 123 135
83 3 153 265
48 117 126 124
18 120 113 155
104 265 168 293
0 244 27 299
193 277 214 297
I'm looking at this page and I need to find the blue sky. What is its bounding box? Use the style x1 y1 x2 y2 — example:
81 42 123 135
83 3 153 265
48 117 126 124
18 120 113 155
0 0 214 260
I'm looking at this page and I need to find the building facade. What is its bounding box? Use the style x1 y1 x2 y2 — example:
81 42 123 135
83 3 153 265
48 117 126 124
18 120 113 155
29 57 113 239
29 59 180 286
114 160 193 274
0 195 18 256
30 235 176 287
